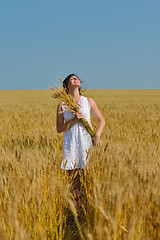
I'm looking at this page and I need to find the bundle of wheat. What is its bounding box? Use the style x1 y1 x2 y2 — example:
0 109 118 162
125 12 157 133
51 78 95 138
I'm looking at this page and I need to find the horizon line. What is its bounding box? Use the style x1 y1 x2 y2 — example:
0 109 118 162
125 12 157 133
0 88 160 91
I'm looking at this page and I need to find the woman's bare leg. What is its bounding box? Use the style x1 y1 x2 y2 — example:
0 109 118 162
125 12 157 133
68 169 81 209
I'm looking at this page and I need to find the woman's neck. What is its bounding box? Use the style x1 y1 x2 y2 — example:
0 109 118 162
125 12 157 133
69 88 81 103
69 88 80 98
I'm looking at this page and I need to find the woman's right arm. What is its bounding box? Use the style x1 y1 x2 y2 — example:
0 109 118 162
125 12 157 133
56 102 83 133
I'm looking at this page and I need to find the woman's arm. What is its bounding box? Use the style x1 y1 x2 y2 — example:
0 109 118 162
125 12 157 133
88 97 105 145
56 102 84 133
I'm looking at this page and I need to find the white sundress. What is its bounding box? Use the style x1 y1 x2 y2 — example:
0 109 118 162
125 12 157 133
61 96 92 170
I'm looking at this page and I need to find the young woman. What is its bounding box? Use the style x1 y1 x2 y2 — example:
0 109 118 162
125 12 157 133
56 74 105 208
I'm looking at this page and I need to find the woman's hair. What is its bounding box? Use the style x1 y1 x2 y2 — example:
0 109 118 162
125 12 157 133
63 74 82 95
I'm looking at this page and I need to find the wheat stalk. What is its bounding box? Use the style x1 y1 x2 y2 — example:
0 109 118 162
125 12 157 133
51 77 95 138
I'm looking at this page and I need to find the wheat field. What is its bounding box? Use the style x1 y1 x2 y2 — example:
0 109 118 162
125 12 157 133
0 89 160 240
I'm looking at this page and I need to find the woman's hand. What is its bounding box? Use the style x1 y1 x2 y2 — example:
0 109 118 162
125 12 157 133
75 111 84 120
92 134 101 146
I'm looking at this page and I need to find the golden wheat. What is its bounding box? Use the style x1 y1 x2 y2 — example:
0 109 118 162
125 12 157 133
0 89 160 239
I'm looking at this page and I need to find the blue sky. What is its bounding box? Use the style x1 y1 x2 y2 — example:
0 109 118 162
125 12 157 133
0 0 160 89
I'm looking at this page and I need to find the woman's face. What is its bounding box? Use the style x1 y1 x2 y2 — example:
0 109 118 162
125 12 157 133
68 75 81 89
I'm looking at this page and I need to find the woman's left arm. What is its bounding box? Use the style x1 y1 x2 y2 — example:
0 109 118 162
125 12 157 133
88 97 105 145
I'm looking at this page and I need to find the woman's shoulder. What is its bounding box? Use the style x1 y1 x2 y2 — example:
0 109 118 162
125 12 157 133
57 101 62 106
57 101 63 110
81 96 93 101
81 96 92 103
79 96 95 109
86 97 98 110
87 97 95 105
